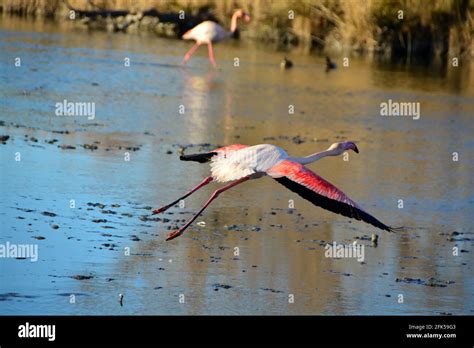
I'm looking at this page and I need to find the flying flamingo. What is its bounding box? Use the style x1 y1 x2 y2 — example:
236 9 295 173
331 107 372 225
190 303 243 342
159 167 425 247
181 9 251 68
153 142 397 241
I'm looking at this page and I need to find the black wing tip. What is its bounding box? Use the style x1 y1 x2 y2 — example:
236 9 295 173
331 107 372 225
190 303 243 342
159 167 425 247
274 177 396 233
387 226 405 233
351 208 399 233
179 152 218 163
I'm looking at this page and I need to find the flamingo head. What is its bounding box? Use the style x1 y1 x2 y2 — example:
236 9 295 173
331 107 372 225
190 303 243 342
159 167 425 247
328 141 359 154
235 9 251 22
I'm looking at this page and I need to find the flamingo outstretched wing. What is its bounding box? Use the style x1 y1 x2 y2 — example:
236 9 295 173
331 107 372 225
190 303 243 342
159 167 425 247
267 160 394 231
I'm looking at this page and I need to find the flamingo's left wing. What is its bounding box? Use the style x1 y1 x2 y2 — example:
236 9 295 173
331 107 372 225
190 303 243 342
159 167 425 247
267 160 393 232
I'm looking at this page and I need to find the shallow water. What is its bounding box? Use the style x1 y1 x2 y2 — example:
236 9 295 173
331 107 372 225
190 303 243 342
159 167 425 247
1 16 473 315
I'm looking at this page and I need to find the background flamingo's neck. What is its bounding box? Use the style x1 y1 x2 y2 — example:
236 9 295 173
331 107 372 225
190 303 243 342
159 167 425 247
290 148 341 165
230 12 239 32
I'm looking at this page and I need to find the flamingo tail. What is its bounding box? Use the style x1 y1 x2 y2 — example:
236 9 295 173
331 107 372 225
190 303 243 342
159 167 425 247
180 152 217 163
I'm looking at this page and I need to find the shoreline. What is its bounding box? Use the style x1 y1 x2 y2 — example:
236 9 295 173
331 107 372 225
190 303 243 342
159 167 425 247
1 0 472 61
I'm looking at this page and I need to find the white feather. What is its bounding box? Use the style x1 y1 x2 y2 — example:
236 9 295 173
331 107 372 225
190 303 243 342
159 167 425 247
183 21 230 43
210 144 288 182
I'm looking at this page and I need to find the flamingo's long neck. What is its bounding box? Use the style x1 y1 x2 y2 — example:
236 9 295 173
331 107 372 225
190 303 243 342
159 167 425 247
230 12 240 33
290 148 342 165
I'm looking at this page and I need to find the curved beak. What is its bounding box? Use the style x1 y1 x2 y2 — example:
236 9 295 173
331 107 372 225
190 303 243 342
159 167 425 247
353 145 359 154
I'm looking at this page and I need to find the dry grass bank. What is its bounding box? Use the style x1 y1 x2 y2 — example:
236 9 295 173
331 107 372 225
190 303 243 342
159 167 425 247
1 0 472 58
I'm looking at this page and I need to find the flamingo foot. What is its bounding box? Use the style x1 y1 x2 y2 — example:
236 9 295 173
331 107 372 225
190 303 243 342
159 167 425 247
166 229 183 241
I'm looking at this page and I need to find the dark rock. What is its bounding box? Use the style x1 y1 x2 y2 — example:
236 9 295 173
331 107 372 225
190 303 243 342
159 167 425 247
87 202 106 209
82 144 98 150
213 284 232 290
58 144 76 150
260 287 284 293
71 275 94 280
292 135 306 144
101 210 117 214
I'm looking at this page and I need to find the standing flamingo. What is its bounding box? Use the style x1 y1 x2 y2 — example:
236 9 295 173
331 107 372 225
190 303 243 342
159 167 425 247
153 142 396 241
181 9 251 68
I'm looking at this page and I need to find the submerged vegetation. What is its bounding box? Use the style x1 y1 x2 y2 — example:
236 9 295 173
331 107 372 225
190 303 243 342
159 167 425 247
1 0 473 60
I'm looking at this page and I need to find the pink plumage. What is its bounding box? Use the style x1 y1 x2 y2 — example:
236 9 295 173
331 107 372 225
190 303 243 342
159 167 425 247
213 143 248 154
267 159 360 208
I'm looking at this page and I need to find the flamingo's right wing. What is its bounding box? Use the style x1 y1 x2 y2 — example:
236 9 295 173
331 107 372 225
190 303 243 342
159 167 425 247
267 160 394 232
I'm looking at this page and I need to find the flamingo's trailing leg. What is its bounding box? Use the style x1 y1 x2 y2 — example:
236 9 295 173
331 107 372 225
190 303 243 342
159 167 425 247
152 176 213 215
165 176 251 241
181 43 201 66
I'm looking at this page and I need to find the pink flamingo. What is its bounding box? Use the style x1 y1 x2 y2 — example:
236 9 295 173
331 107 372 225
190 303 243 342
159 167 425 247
153 142 396 241
181 9 251 68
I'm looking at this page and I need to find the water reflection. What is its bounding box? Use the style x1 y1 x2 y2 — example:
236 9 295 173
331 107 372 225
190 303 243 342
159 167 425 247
372 57 473 94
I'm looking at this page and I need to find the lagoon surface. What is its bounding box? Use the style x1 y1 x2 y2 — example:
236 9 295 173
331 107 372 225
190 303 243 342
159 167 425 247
1 16 473 315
